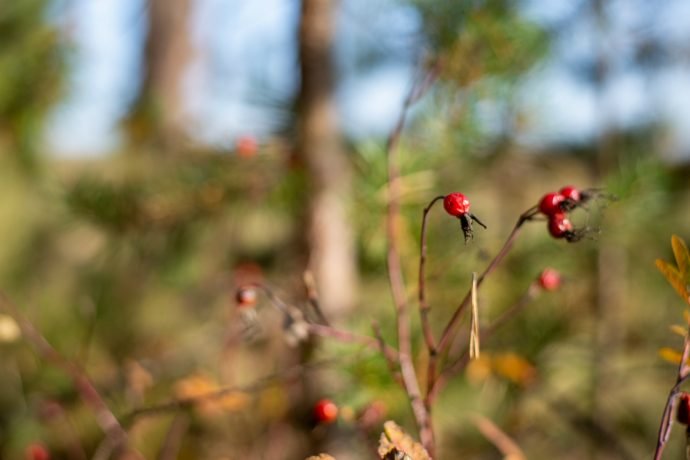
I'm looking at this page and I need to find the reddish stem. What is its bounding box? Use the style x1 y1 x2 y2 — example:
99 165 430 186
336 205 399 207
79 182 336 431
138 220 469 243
0 292 139 459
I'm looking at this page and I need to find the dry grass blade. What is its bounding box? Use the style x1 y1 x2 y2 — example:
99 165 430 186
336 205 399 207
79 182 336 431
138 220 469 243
469 272 480 360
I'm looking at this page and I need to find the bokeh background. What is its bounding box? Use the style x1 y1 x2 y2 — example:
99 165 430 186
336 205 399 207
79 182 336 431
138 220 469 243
1 0 690 458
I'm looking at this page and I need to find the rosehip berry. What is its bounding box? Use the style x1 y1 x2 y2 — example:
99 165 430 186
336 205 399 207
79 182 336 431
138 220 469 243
235 287 257 308
235 135 258 158
443 193 470 217
538 268 561 291
547 213 573 239
25 443 50 460
559 186 581 203
539 192 566 216
677 392 690 425
313 398 338 424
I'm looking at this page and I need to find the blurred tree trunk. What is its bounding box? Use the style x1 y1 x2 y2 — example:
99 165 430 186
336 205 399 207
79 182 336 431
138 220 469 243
296 0 357 317
124 0 193 149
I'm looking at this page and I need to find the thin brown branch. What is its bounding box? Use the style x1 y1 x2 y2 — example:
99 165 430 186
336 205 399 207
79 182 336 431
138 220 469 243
0 292 139 459
157 415 189 460
418 195 445 354
124 359 334 423
372 321 404 387
471 414 526 460
307 323 399 360
654 323 690 460
303 270 330 326
385 66 438 456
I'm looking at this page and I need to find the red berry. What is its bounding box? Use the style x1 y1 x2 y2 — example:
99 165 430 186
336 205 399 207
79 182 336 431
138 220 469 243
25 443 50 460
235 287 257 308
678 393 690 425
443 193 470 217
539 192 566 216
559 186 581 203
313 398 338 424
547 214 573 239
235 135 258 157
538 268 561 291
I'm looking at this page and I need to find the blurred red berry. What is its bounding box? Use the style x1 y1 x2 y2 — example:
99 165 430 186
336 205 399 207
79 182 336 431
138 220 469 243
25 443 50 460
538 268 561 291
678 392 690 425
559 186 581 203
547 214 573 239
313 398 338 424
539 192 566 216
443 193 471 217
235 135 258 157
235 287 257 308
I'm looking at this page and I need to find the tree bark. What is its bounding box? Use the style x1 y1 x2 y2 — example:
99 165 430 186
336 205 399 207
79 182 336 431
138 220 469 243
297 0 357 316
125 0 193 148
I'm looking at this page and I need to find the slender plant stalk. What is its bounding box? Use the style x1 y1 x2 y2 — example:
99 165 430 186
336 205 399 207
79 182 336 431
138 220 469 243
654 323 690 460
0 292 140 459
384 65 438 455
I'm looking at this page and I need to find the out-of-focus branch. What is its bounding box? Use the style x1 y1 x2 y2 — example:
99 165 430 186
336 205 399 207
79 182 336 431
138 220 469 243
471 414 525 460
654 323 690 460
0 292 140 459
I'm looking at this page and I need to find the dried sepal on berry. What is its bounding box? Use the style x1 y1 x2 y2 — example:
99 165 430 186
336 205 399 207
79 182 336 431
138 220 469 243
678 392 690 425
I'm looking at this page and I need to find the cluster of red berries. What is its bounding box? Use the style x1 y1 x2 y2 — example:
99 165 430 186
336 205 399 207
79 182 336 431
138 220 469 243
538 186 586 242
443 192 486 243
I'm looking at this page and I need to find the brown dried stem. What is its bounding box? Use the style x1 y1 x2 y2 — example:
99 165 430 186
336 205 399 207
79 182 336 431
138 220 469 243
654 323 690 460
471 414 526 460
419 195 445 354
0 291 139 459
385 66 438 455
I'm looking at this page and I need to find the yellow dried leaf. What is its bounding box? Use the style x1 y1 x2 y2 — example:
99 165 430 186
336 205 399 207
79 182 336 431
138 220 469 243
378 421 431 460
492 352 536 386
670 325 688 337
174 374 249 415
466 354 493 385
659 347 683 365
672 235 690 275
656 259 690 306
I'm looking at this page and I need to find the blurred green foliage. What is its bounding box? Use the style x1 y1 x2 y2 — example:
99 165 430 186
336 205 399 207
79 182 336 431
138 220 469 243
0 1 65 171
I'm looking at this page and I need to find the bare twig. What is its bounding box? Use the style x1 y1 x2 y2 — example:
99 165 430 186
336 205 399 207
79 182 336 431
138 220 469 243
157 415 189 460
471 414 526 460
0 292 140 459
654 323 690 460
303 270 330 326
123 359 334 423
418 195 446 355
385 65 438 455
372 321 404 387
